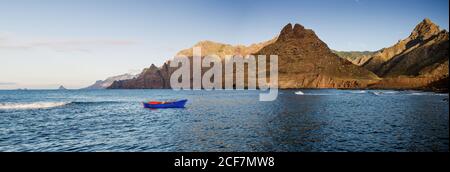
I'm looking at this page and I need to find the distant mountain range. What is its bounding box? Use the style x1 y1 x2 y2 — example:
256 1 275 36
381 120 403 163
84 73 136 89
108 38 277 89
103 18 448 92
332 50 376 65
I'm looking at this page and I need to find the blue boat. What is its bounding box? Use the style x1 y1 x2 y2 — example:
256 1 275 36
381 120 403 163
143 99 187 109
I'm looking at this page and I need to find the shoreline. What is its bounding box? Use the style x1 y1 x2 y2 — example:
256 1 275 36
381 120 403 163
1 88 448 93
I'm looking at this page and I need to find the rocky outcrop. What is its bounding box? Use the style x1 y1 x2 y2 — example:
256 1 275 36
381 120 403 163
333 50 376 66
363 19 449 90
84 73 136 89
256 23 380 89
108 64 170 89
108 38 277 89
58 85 67 90
176 39 277 58
424 76 449 92
363 19 448 77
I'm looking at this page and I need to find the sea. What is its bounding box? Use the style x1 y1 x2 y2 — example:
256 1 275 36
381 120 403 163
0 89 448 152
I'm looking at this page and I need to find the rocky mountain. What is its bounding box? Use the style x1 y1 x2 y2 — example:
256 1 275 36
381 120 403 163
108 64 173 89
362 19 449 90
108 38 277 89
333 50 377 65
176 38 277 58
363 19 448 75
109 23 380 89
256 23 380 88
85 73 136 89
108 19 448 91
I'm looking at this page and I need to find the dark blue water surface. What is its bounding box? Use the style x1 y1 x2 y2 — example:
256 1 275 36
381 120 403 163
0 89 448 152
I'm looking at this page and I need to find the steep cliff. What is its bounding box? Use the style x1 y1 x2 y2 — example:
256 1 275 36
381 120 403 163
363 19 448 76
108 64 171 89
363 19 449 90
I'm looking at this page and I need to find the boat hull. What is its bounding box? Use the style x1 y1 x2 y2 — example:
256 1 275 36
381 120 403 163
143 99 187 109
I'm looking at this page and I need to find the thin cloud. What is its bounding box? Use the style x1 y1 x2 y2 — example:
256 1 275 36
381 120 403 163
0 31 12 40
0 82 16 85
0 33 139 52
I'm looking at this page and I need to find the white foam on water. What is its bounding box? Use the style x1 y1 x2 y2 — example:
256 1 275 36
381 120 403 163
0 102 70 110
295 91 305 95
384 91 398 94
294 91 337 96
352 90 367 94
369 91 400 96
409 92 428 95
369 91 382 96
407 92 449 96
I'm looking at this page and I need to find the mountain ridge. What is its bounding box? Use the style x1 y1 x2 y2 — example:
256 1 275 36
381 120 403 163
106 19 448 91
362 19 447 75
84 73 136 89
358 19 449 91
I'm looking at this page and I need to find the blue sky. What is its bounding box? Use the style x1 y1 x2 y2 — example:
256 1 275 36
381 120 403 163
0 0 448 89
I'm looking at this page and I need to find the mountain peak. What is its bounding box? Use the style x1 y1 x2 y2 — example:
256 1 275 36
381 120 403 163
422 18 433 24
280 23 293 33
257 22 380 89
140 64 159 74
194 40 225 47
278 23 293 41
149 64 158 70
410 18 441 40
278 23 311 42
293 23 305 32
58 85 67 90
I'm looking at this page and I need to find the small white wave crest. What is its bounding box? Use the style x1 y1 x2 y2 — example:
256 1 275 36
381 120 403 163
295 91 305 95
0 102 70 110
407 92 449 96
352 90 367 94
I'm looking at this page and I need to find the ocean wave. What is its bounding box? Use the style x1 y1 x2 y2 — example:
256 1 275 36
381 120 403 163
407 92 449 96
295 91 305 95
295 93 337 96
70 101 123 105
0 101 125 110
369 91 398 96
0 102 70 110
351 90 367 94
